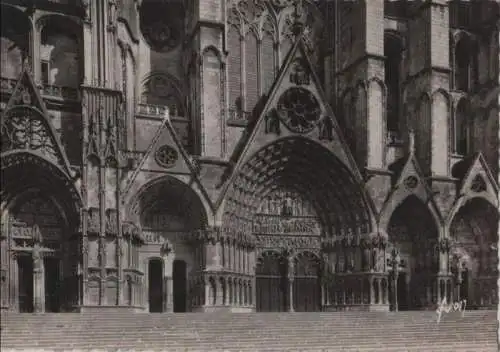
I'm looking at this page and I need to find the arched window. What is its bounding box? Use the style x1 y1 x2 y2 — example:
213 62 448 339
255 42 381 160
245 31 259 113
40 19 81 88
261 17 276 95
141 74 191 151
454 99 471 155
384 33 403 133
1 6 30 80
454 37 473 91
227 7 243 121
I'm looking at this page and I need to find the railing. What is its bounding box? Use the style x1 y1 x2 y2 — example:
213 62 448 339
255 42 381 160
1 78 80 101
0 77 18 94
40 84 80 100
387 131 404 146
227 108 252 126
136 103 169 117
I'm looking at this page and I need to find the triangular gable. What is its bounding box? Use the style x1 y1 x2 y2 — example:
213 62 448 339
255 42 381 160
216 35 363 208
5 62 49 115
1 65 74 177
122 115 206 200
381 152 443 224
457 152 498 199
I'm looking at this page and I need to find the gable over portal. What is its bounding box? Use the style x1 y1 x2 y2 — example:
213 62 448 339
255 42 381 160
1 66 74 178
220 37 365 207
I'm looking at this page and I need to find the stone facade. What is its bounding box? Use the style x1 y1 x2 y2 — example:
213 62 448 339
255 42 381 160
0 0 498 313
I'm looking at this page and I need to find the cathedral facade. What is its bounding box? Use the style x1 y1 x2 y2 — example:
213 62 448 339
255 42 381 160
0 0 498 314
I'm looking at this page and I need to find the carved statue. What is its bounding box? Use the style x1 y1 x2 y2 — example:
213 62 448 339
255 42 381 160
319 115 333 141
289 58 310 86
408 129 415 155
265 109 281 135
82 0 91 21
108 0 117 26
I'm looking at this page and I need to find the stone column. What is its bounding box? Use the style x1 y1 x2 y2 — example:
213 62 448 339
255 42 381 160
32 248 44 313
204 279 210 307
288 256 294 312
164 276 173 312
11 253 18 311
378 279 382 304
370 277 374 304
224 278 230 306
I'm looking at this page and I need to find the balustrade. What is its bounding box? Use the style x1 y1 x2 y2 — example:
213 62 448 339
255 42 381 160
227 108 252 125
387 130 403 145
40 84 80 100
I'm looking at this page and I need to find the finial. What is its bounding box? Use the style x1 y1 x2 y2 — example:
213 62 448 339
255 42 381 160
291 0 305 36
408 129 415 155
22 56 32 73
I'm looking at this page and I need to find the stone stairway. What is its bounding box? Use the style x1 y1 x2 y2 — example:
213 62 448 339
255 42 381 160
1 310 497 351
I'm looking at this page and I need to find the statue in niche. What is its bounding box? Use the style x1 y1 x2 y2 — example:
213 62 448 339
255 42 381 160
319 115 333 141
289 58 310 86
265 109 281 135
281 195 293 217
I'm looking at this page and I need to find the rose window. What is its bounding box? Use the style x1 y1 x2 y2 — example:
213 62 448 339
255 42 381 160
139 0 184 53
276 87 321 133
155 145 178 168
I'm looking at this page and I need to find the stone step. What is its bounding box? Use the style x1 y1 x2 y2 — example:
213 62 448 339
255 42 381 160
2 311 495 350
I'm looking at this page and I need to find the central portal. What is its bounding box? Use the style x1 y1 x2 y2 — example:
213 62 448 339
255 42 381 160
254 189 323 312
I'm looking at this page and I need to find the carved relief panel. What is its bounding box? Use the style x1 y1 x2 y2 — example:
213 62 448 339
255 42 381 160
9 197 63 251
252 189 321 252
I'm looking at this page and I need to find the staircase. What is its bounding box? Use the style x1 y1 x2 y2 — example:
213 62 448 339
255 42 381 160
1 310 497 351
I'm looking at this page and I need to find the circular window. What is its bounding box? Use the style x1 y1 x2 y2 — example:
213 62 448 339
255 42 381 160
140 0 185 53
276 87 321 133
155 145 178 168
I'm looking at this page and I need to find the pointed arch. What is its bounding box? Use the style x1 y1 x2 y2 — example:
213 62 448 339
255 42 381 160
453 96 472 155
245 29 259 112
202 45 225 64
37 14 83 88
379 168 444 235
384 31 404 134
227 12 243 116
261 14 278 95
126 175 211 230
1 4 31 80
1 151 82 232
414 93 432 174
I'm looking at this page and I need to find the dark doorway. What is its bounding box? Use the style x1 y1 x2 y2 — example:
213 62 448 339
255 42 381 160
18 255 34 313
397 273 408 310
293 253 321 312
44 257 61 312
148 259 163 313
460 270 469 302
173 260 187 312
256 252 288 312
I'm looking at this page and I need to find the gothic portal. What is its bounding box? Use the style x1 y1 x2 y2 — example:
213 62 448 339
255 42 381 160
0 0 498 313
